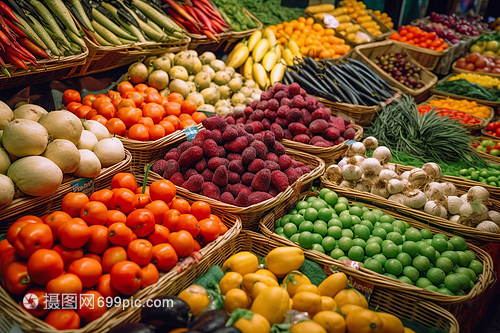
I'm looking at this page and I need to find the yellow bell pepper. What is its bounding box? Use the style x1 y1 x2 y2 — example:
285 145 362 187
266 247 305 277
178 285 209 316
345 309 384 333
242 273 279 291
320 296 337 311
334 289 369 309
290 320 328 333
282 270 311 297
313 311 346 333
250 286 290 325
255 269 278 282
377 312 405 333
292 291 323 316
230 309 271 333
339 304 365 316
219 272 243 295
295 284 320 295
251 282 269 300
222 252 259 276
318 272 348 298
223 288 251 314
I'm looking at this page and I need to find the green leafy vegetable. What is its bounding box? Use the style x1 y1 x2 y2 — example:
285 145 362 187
434 79 500 102
239 0 303 27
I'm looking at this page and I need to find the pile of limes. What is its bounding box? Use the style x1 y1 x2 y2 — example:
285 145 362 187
274 188 484 296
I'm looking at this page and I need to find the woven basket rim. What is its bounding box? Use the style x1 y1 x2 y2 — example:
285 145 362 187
452 59 500 79
84 35 191 51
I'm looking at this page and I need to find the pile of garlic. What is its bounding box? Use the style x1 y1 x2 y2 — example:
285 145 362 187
324 137 500 233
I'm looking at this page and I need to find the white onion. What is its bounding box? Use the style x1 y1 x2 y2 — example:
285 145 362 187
404 189 427 209
346 142 366 157
423 182 445 201
422 162 441 180
362 136 378 150
379 169 398 182
342 165 363 181
372 146 392 164
447 196 463 215
388 179 404 194
467 186 490 203
361 158 382 176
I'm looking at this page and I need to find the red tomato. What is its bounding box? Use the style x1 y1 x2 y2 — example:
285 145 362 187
127 239 153 266
86 225 111 255
13 223 53 258
78 290 108 323
141 263 159 288
151 243 178 272
57 220 92 249
45 273 83 296
109 188 138 214
102 246 127 273
68 257 103 288
126 209 155 237
4 262 32 294
110 261 143 295
22 288 48 318
97 274 120 299
147 225 170 245
167 230 194 258
27 249 64 285
45 309 80 330
108 222 135 247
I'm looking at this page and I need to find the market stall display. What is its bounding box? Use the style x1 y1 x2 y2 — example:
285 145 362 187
338 0 389 39
469 34 500 56
432 73 500 106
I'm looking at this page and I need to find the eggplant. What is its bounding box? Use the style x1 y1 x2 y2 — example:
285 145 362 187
187 309 229 333
140 296 190 332
108 323 155 333
212 327 242 333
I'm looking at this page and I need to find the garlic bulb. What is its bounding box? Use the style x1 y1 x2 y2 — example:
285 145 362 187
460 193 468 204
339 180 354 188
408 168 428 188
346 142 366 157
379 169 398 182
338 158 347 170
354 180 370 192
361 158 382 176
441 182 458 197
372 146 392 164
488 210 500 225
346 155 365 166
388 179 404 194
404 189 427 209
382 163 396 172
447 196 463 215
400 171 410 180
467 186 490 203
388 194 406 204
449 215 461 223
325 164 343 184
400 178 410 188
422 162 441 180
460 201 489 224
342 165 363 181
476 220 499 233
424 201 448 218
362 136 378 150
371 179 390 198
423 182 445 201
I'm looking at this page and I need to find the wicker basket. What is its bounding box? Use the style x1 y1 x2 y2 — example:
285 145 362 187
259 190 493 305
119 124 203 174
321 170 500 243
432 73 500 107
472 136 500 164
71 36 190 77
148 147 325 230
392 40 450 71
354 40 438 102
0 150 132 233
416 104 490 132
281 124 363 166
0 46 89 90
314 95 381 126
0 199 242 333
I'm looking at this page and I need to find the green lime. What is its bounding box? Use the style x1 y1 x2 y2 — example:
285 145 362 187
312 233 323 244
396 252 412 267
398 245 403 253
403 266 420 282
324 191 339 206
348 246 365 261
337 197 349 205
382 243 400 258
339 215 353 229
312 244 325 254
340 210 351 217
393 227 402 234
374 222 381 228
456 273 471 290
367 236 383 245
372 209 384 218
420 246 437 262
464 250 476 261
338 256 350 261
362 212 377 224
330 248 345 260
290 209 298 214
413 256 431 272
351 215 362 226
283 223 298 237
342 229 354 239
349 206 364 217
392 220 406 234
364 258 384 274
318 208 333 222
373 254 388 266
299 221 314 232
315 220 327 227
398 276 413 285
469 260 484 275
311 200 326 212
402 241 420 258
366 242 381 256
435 257 454 274
328 219 343 228
334 203 348 214
455 267 476 282
424 285 439 292
441 251 459 265
444 274 463 293
360 220 374 231
405 228 423 242
433 233 448 241
437 288 455 295
296 200 310 210
457 251 472 267
319 188 331 199
385 259 403 275
354 225 370 241
281 214 292 226
415 277 433 288
382 239 396 248
275 218 282 228
431 238 448 253
384 273 398 279
306 196 317 203
379 215 395 224
298 209 306 215
352 238 367 249
380 222 394 234
327 226 342 239
290 234 300 243
314 223 328 236
338 237 353 252
420 229 433 239
298 231 314 249
290 214 305 227
387 232 404 245
427 268 446 285
450 236 467 251
424 239 432 245
372 227 388 240
275 227 283 234
304 208 318 221
446 242 455 251
322 236 336 252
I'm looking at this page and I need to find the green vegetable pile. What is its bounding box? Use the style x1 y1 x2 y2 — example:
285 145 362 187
273 188 484 295
433 79 500 102
211 0 260 31
365 94 484 166
239 0 304 26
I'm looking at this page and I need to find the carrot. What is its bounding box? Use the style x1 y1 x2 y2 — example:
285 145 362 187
202 29 218 42
4 19 27 38
163 0 200 30
16 36 49 58
0 50 27 69
0 1 21 24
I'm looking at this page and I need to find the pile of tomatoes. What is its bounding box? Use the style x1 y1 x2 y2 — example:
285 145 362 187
62 82 207 142
485 122 500 137
418 105 482 125
0 173 227 330
389 25 449 52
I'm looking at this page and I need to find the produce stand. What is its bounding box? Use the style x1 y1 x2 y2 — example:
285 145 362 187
392 40 451 72
452 59 500 79
432 74 500 107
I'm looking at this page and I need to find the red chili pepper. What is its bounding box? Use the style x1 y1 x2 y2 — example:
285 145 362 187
202 29 218 42
163 0 201 30
184 21 201 34
192 0 225 24
6 42 36 62
183 5 202 26
210 19 225 33
16 36 49 59
0 15 17 42
0 50 26 69
0 1 21 25
169 17 187 31
4 19 26 38
192 6 215 34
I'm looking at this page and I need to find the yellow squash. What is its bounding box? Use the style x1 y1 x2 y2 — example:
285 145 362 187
287 39 301 58
252 38 270 63
262 50 278 72
332 7 349 16
255 269 278 281
292 291 322 316
282 270 311 297
290 320 327 333
233 310 270 333
178 285 209 316
282 47 294 66
252 63 267 90
219 272 243 295
376 313 404 333
266 247 304 277
226 45 249 69
306 4 335 14
313 311 346 333
225 41 246 66
333 289 368 309
274 44 281 61
270 63 285 86
318 272 348 298
263 28 277 49
320 296 337 311
242 273 279 291
248 31 262 52
222 251 259 276
223 288 251 314
243 57 254 81
250 286 290 325
345 309 384 333
251 281 269 299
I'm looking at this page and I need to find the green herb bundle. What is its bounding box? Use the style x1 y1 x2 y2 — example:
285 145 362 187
433 79 500 102
211 0 259 31
239 0 304 26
